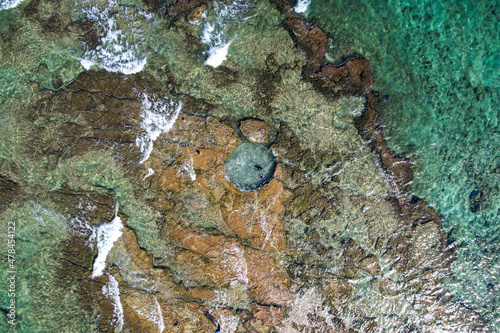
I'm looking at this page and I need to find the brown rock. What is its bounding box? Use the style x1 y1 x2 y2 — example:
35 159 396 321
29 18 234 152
170 227 292 306
187 3 207 22
338 238 380 278
312 58 374 96
323 278 353 308
165 115 241 154
166 0 211 18
239 119 272 145
159 167 188 192
245 247 292 307
24 71 177 189
120 287 215 332
221 178 286 252
251 304 286 327
67 71 163 98
100 227 219 331
284 18 329 66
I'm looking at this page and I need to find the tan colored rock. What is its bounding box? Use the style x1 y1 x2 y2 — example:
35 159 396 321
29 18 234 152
159 167 187 192
221 178 286 252
251 304 286 328
240 119 272 145
166 115 241 154
169 226 291 307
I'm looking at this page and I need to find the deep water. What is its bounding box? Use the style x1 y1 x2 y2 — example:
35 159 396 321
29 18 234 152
308 0 500 329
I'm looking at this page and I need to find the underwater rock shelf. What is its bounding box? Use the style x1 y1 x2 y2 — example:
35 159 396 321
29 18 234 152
225 142 276 191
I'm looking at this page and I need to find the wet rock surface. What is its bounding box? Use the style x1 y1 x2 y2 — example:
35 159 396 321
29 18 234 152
0 1 489 332
239 119 272 145
21 68 481 331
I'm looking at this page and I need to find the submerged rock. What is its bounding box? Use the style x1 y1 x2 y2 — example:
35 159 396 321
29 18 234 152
0 175 21 216
224 142 276 191
187 3 207 23
0 1 489 332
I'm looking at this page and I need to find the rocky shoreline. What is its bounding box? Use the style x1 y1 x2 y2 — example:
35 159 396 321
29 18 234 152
0 0 489 332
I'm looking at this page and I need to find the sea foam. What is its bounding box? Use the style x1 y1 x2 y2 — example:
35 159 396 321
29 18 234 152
102 274 124 332
294 0 312 13
76 0 151 74
200 1 256 68
134 297 165 332
92 204 123 278
205 41 232 68
135 92 182 164
0 0 24 10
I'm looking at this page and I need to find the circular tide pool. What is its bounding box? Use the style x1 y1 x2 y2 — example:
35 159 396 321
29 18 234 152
224 142 276 191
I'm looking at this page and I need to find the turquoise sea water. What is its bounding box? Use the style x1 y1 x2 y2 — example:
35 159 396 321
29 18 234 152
0 0 498 330
308 0 499 329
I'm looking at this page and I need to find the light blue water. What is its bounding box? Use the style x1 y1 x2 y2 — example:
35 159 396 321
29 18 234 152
308 0 499 328
0 0 498 330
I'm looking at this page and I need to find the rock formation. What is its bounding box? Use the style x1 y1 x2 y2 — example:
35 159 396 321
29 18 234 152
0 0 488 332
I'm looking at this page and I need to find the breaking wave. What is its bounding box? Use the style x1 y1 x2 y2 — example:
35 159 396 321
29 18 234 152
76 0 154 74
200 0 257 67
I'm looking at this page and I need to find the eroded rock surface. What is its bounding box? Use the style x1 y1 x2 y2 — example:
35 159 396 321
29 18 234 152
239 119 272 145
0 1 488 332
26 68 481 332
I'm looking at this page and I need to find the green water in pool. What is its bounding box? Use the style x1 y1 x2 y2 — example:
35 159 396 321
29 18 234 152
225 142 276 191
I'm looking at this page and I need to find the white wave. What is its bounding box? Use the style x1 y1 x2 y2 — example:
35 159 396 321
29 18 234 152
143 167 155 180
294 0 312 13
205 41 232 67
92 204 123 278
76 0 151 74
102 274 124 332
154 298 165 333
135 92 182 164
135 297 164 332
200 1 256 67
0 0 24 10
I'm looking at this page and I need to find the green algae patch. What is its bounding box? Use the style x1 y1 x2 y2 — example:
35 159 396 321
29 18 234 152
0 201 95 332
45 151 170 259
225 142 276 191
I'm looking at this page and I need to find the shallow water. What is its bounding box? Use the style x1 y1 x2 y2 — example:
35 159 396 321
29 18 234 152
225 142 276 191
0 0 498 331
308 0 499 328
